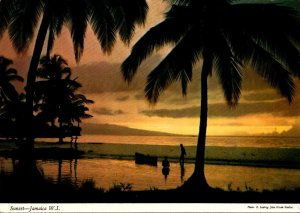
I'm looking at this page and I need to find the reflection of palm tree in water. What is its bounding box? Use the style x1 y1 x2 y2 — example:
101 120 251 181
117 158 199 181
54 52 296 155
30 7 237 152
69 158 78 184
57 158 78 184
57 159 62 183
74 159 78 184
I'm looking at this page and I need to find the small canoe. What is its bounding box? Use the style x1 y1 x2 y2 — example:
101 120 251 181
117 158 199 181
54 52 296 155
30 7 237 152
135 152 157 166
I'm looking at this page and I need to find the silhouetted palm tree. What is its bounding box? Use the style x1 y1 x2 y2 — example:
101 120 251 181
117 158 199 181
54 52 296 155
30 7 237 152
0 56 24 138
0 93 26 139
0 0 148 148
0 56 24 103
34 55 76 127
34 55 93 143
58 93 93 146
122 0 300 191
58 94 94 128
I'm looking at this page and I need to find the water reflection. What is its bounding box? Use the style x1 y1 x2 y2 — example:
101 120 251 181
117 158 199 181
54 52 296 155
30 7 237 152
1 157 300 191
161 157 170 181
180 163 185 183
55 159 78 184
58 159 62 182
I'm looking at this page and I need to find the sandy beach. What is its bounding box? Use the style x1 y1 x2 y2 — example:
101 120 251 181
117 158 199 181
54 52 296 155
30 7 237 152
1 140 299 168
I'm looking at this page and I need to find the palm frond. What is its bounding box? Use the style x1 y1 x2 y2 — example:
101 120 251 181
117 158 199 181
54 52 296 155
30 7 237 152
145 27 203 103
227 26 296 103
7 75 24 82
109 0 148 44
66 78 82 90
250 41 295 103
88 0 117 54
8 0 44 53
46 24 55 56
122 16 189 82
0 56 13 69
168 0 191 6
228 4 300 44
73 94 94 104
67 0 89 62
228 31 296 103
61 67 71 79
252 32 300 78
224 4 300 78
46 0 68 55
52 54 68 67
0 0 14 39
0 82 19 101
46 15 58 57
169 0 232 7
4 68 18 76
212 33 242 105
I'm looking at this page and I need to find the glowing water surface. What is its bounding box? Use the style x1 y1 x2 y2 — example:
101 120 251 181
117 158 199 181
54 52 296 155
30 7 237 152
2 157 299 191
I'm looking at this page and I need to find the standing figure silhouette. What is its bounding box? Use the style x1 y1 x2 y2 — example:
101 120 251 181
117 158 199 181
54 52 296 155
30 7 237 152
179 144 186 165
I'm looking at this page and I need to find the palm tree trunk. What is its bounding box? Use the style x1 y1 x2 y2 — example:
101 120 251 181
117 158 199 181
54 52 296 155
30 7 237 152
24 9 51 152
58 121 64 143
181 52 212 191
193 53 212 185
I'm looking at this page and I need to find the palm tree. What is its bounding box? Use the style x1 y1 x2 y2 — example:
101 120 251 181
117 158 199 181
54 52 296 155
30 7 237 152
58 94 94 128
122 0 300 191
0 56 24 138
0 0 148 148
0 56 24 103
34 54 93 143
58 93 93 147
34 55 74 128
0 93 26 139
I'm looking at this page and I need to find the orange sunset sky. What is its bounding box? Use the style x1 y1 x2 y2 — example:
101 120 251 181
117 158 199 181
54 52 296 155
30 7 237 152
0 0 299 137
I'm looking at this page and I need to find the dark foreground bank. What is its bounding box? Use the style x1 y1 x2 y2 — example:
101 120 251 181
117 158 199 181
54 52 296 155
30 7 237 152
1 170 300 203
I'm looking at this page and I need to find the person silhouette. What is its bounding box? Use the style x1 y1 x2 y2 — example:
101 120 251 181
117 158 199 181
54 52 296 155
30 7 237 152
179 144 186 165
162 156 170 181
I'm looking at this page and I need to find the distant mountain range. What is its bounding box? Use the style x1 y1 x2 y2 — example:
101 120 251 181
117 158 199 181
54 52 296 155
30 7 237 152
81 123 178 136
81 122 300 137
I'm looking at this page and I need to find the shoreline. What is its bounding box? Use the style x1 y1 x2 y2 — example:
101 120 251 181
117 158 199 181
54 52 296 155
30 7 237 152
1 141 300 169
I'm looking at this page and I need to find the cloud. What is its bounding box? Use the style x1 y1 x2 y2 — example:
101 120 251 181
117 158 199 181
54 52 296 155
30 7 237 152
141 106 198 118
134 94 145 100
116 95 130 102
242 90 284 102
93 107 125 116
73 54 163 94
279 116 300 137
141 98 299 118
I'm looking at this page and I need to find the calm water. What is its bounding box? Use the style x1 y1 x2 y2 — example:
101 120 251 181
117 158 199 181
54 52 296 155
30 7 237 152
71 135 300 148
1 157 300 191
2 135 300 191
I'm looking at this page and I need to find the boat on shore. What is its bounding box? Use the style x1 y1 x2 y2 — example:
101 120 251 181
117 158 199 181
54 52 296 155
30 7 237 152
135 152 157 166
